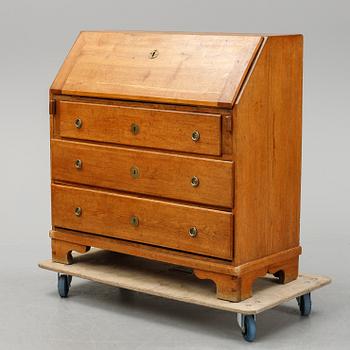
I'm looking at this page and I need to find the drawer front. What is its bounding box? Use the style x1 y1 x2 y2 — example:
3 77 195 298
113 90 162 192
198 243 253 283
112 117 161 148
58 101 222 156
51 140 233 208
52 184 233 260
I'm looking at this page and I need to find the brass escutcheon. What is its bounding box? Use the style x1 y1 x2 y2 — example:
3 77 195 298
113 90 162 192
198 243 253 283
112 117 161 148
130 166 140 179
130 215 139 227
148 49 159 59
74 207 82 217
131 123 140 135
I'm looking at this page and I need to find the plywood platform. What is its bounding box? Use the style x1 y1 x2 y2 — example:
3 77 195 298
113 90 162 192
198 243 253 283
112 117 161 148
39 249 331 315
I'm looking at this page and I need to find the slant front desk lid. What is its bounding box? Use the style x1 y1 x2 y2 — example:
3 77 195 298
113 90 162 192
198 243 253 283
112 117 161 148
51 31 263 108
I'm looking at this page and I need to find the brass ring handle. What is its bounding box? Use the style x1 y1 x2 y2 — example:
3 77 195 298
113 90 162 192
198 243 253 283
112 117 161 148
74 207 82 217
74 159 82 169
189 227 198 238
191 176 200 187
75 118 82 129
130 215 139 227
191 130 200 142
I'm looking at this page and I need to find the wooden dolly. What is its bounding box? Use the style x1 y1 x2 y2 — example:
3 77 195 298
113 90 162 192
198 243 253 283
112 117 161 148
39 249 331 342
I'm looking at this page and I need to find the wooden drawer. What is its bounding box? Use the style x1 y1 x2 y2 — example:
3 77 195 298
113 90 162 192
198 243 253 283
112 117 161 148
51 184 233 260
51 140 233 208
58 101 222 156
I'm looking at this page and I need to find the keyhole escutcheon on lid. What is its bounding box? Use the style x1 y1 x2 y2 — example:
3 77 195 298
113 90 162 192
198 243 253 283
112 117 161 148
148 49 159 59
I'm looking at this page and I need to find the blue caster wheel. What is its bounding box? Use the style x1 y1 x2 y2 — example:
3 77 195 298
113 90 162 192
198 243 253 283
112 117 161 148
297 293 312 316
238 314 256 342
57 274 72 298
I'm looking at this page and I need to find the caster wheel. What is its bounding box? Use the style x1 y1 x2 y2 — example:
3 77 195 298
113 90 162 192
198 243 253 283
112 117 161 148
273 270 285 284
238 314 256 342
57 274 72 298
297 293 311 316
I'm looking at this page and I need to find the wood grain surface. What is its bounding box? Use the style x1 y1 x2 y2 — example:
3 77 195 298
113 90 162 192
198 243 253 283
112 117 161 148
48 33 304 302
51 184 233 259
51 139 233 207
58 100 222 156
51 31 263 107
233 35 303 265
50 229 237 274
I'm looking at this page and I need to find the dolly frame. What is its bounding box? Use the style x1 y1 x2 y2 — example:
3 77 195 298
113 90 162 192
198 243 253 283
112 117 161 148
39 249 330 342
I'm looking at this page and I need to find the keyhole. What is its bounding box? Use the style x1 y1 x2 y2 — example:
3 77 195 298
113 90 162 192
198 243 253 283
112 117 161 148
148 49 159 59
131 123 140 135
130 215 139 227
130 166 140 179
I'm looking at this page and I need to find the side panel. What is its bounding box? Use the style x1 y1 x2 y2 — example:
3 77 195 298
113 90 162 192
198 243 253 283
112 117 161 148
234 35 303 265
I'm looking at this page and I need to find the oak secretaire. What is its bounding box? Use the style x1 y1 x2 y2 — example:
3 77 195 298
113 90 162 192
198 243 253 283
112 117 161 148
49 31 303 302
